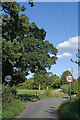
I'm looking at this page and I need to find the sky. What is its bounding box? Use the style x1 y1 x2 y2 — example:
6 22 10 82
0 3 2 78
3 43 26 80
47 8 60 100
16 0 79 2
19 2 78 79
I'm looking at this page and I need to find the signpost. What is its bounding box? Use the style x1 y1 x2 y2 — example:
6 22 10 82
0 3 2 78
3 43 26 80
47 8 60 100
66 75 74 104
5 75 12 82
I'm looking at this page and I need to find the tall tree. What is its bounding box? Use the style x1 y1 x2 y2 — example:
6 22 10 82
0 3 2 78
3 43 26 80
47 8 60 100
60 70 71 85
71 49 80 66
2 2 58 86
49 74 61 88
34 71 52 90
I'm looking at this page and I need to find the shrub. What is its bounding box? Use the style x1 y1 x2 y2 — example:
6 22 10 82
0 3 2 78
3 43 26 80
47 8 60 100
71 80 78 94
58 97 80 120
2 85 25 118
45 90 51 97
61 84 69 94
11 88 17 95
2 85 17 109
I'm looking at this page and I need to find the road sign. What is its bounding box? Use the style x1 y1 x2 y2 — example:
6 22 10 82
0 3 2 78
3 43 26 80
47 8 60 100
66 75 74 83
5 75 12 82
66 75 74 104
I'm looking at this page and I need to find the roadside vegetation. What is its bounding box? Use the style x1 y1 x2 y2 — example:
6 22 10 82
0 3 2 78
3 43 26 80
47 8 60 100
2 72 78 118
2 85 25 118
58 97 80 120
58 78 79 120
2 1 79 119
16 89 68 101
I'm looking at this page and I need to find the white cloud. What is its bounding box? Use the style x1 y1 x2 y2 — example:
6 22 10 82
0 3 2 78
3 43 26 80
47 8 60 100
57 36 80 51
57 53 72 59
50 54 55 57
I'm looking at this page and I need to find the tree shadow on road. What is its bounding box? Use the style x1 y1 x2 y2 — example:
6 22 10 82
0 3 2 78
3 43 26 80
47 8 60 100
62 96 69 99
17 94 40 102
45 106 58 118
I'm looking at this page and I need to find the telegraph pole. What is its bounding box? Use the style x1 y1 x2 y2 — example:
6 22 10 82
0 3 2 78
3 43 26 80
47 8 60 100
71 67 73 76
69 67 73 104
66 68 74 104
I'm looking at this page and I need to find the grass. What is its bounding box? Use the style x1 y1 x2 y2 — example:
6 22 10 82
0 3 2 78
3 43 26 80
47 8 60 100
2 85 25 119
16 89 68 101
58 97 80 120
2 88 68 118
17 89 58 94
2 100 25 118
39 92 68 100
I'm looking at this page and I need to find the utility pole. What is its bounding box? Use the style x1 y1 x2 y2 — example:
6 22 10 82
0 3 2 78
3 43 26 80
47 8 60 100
71 67 73 76
69 67 73 104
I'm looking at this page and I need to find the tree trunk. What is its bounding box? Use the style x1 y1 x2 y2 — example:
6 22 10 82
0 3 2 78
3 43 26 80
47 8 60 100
47 86 48 90
39 84 40 91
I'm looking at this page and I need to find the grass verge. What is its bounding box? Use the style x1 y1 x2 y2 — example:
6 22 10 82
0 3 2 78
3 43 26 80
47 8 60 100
58 97 80 120
38 92 67 100
17 89 58 94
2 100 25 118
17 89 68 101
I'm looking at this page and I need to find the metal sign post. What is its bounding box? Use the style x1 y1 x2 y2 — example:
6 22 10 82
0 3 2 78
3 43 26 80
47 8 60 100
69 83 71 104
66 75 74 104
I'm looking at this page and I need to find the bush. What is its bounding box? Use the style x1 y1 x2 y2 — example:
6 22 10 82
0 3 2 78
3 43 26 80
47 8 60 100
45 90 51 97
11 88 17 95
58 97 80 120
71 81 78 94
61 84 69 94
2 85 25 118
2 100 25 118
2 85 17 109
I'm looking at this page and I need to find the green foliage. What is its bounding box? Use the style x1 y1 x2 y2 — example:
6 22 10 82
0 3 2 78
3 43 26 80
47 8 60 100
16 73 61 90
71 80 78 94
2 85 25 118
17 89 68 100
60 70 71 85
2 2 58 86
34 72 61 90
33 72 51 90
45 90 51 97
18 93 40 101
18 78 34 89
61 84 69 94
50 74 61 88
2 38 26 85
2 85 17 109
71 49 80 65
58 97 80 120
2 100 25 118
11 88 17 95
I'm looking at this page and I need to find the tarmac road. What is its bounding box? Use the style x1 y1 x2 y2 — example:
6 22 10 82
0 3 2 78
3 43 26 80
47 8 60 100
17 97 69 119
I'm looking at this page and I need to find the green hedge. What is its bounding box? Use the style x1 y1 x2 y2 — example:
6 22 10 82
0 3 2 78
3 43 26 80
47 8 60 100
71 80 78 94
58 97 80 120
61 84 69 94
2 85 25 118
2 85 17 109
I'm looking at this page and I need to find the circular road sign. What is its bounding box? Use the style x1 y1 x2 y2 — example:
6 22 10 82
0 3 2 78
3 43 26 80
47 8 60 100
66 75 74 83
5 75 12 82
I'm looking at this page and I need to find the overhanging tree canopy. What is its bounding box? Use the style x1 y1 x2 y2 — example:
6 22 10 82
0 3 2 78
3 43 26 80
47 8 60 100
2 2 58 86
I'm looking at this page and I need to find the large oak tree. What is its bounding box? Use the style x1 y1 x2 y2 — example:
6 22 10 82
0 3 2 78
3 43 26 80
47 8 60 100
2 2 58 86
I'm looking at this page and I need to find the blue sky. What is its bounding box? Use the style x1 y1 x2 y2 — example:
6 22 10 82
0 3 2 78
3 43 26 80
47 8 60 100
19 2 78 79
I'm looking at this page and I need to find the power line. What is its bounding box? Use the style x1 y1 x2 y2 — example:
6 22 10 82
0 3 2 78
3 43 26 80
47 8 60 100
60 3 68 40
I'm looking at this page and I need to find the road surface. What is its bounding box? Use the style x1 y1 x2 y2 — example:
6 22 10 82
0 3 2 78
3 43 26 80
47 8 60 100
17 97 69 119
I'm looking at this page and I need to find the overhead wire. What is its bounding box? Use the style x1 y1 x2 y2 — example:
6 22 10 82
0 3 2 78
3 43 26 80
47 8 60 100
60 3 68 40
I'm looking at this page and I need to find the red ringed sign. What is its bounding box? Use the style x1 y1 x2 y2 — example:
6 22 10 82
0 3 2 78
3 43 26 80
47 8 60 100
66 75 74 83
5 75 12 82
